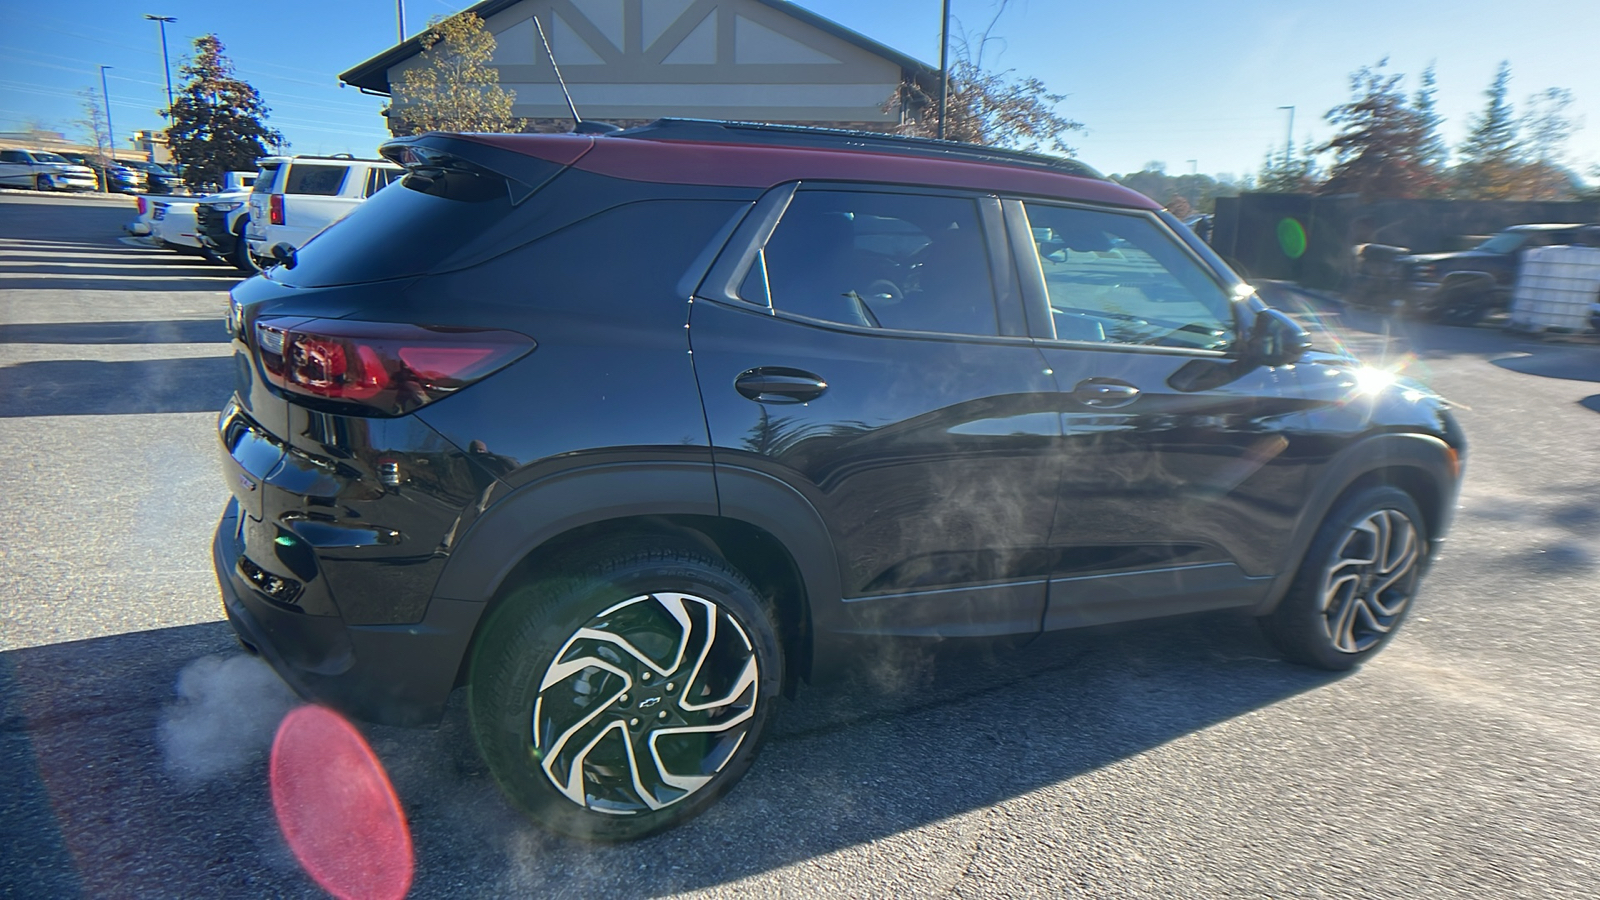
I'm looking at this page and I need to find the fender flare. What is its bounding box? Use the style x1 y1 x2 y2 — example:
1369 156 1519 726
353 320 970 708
1251 431 1459 616
430 460 844 676
1437 270 1497 294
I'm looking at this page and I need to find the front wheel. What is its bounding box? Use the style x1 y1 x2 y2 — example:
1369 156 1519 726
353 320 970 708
1260 486 1428 670
469 544 782 841
34 174 53 192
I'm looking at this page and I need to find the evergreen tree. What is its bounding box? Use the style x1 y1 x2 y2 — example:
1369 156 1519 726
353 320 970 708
167 35 283 190
1411 64 1449 196
389 12 521 136
1318 59 1430 199
1257 139 1320 193
1454 62 1520 199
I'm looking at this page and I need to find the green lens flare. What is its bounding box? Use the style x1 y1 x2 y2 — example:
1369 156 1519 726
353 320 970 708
1277 218 1307 259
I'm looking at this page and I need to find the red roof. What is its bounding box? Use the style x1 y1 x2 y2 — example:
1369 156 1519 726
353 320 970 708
461 133 1159 210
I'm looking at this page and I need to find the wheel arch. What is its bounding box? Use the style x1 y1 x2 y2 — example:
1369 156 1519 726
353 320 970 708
434 462 841 693
1252 432 1460 616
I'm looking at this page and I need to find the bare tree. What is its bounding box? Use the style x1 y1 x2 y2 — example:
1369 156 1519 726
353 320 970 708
389 12 522 136
895 0 1084 154
76 88 111 162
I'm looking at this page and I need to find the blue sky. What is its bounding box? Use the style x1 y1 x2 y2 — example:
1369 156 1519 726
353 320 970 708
2 0 1596 183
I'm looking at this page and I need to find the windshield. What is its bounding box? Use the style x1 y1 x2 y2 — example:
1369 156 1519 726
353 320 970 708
1475 232 1528 253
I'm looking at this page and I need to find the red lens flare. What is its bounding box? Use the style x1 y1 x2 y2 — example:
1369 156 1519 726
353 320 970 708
270 706 414 900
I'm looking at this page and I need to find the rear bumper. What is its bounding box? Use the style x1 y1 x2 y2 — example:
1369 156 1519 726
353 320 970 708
213 499 486 726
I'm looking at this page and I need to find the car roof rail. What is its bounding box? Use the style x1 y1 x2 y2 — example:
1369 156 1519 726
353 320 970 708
611 118 1105 180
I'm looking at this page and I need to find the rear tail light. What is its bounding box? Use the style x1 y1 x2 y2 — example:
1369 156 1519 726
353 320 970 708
137 196 147 216
254 318 534 416
270 193 285 225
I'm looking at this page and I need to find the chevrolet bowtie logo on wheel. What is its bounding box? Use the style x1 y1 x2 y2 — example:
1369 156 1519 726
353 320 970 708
638 697 661 709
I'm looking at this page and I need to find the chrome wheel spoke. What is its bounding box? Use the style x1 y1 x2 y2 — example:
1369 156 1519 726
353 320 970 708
1318 508 1420 654
532 591 760 815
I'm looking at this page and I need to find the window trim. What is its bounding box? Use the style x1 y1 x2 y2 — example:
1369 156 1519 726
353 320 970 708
1007 198 1246 358
700 181 1030 343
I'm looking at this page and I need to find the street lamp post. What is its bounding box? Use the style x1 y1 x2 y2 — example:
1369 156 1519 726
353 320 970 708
1278 105 1295 169
936 0 950 140
144 15 177 115
397 0 406 43
99 65 115 179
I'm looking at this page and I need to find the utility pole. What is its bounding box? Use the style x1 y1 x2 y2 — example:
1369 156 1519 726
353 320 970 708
397 0 406 43
936 0 951 140
1278 105 1295 169
144 15 177 115
99 66 116 168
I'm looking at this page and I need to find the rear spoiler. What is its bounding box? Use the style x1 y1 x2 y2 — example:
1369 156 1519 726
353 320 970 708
378 133 583 205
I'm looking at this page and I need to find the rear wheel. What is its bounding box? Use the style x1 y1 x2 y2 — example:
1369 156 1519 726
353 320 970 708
230 221 259 273
1260 486 1428 670
469 543 782 841
1428 286 1489 326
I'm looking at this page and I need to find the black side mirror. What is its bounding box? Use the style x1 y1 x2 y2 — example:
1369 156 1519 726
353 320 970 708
1247 308 1311 367
269 242 297 269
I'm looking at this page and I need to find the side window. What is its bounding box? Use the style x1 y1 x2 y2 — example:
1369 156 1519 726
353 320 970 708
365 167 400 197
0 150 26 163
1023 203 1235 350
760 190 1000 336
284 164 347 196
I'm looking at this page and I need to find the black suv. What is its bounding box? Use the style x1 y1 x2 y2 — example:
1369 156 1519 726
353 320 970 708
215 120 1464 841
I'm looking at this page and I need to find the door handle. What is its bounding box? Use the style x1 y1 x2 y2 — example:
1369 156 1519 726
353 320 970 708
1073 379 1140 409
735 368 828 404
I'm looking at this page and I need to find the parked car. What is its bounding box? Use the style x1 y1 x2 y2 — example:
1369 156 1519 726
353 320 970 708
244 154 400 265
194 172 261 271
148 197 204 253
120 158 184 194
1384 223 1600 325
0 148 98 192
58 152 146 193
217 119 1465 843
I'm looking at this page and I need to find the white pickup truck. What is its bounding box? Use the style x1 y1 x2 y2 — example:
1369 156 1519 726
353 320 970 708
245 155 401 266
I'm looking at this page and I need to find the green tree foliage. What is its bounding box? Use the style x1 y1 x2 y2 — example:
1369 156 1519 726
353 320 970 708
1411 64 1449 194
1257 139 1321 193
1317 59 1434 199
1113 162 1244 214
895 0 1084 154
1454 61 1521 199
166 35 283 191
389 12 521 136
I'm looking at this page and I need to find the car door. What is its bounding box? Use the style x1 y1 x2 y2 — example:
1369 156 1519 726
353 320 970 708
691 184 1062 638
0 149 32 186
1006 199 1311 629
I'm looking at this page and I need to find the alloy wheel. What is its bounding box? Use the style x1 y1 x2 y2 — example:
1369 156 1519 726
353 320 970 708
1319 509 1420 653
533 592 760 815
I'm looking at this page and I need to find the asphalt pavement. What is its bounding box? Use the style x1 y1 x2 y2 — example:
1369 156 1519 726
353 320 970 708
2 193 1598 899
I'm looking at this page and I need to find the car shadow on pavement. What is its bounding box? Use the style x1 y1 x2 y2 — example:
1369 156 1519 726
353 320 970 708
0 612 1337 898
0 357 235 417
0 320 229 344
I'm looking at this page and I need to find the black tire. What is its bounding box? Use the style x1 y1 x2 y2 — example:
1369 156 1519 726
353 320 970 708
1259 485 1428 670
34 174 52 192
468 543 782 841
1427 287 1489 326
231 221 259 273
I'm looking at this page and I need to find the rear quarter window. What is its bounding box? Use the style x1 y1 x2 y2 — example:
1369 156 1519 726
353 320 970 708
284 164 347 196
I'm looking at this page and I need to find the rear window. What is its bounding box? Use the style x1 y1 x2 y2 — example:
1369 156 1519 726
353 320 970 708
252 163 281 193
284 164 347 196
266 165 554 287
